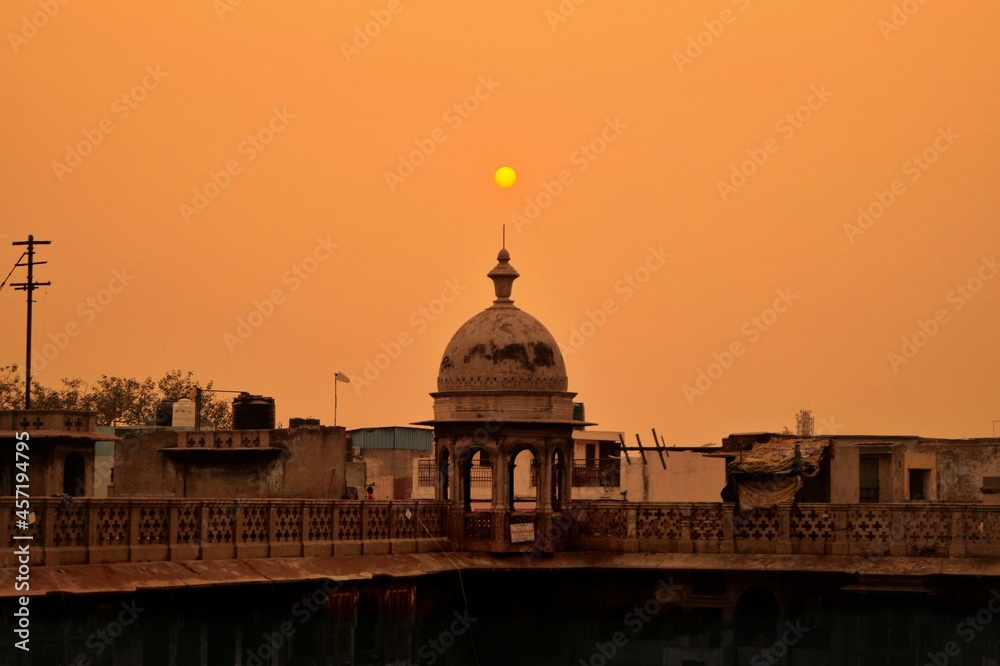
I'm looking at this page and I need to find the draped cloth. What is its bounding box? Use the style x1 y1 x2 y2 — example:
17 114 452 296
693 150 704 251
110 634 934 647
727 438 829 509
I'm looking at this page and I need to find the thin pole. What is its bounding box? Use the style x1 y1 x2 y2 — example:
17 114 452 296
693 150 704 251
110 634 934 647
334 379 338 427
11 235 52 409
24 244 31 409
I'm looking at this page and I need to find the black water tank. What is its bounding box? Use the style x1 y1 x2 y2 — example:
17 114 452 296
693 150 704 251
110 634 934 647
232 394 276 430
573 402 586 422
155 400 174 427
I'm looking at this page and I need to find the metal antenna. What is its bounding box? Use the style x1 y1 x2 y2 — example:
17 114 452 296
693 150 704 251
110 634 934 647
11 235 52 409
502 224 506 249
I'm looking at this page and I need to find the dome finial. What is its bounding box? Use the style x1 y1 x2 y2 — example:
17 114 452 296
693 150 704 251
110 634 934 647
487 241 519 308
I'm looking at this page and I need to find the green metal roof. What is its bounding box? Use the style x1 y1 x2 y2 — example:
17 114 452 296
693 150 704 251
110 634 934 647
348 426 433 451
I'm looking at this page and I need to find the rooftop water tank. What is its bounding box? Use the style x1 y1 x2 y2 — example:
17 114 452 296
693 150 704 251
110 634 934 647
232 393 276 430
155 400 173 427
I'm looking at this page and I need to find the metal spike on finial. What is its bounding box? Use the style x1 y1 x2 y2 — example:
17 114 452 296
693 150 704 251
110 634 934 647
502 224 506 250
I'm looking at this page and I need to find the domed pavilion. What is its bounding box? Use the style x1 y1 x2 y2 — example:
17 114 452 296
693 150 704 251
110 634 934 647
417 246 589 552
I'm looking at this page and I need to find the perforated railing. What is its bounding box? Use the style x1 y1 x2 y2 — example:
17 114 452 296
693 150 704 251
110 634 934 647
570 501 1000 558
4 498 999 565
0 498 449 566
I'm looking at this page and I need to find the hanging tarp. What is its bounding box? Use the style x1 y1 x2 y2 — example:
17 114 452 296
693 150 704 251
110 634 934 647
728 438 829 509
736 476 803 510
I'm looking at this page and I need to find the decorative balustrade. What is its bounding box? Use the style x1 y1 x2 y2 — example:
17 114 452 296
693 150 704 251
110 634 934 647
463 512 492 540
5 499 998 566
570 501 1000 558
0 498 449 566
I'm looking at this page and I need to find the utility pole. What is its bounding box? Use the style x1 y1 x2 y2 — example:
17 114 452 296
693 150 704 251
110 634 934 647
11 235 51 409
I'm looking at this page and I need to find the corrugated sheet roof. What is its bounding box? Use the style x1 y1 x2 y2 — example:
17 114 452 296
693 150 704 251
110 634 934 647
348 426 433 450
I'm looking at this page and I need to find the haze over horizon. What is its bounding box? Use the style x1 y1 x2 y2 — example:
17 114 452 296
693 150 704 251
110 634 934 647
1 1 998 444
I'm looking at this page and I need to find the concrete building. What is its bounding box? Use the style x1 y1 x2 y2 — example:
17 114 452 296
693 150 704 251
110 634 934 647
0 409 113 497
111 424 347 498
348 426 432 500
718 431 1000 507
566 431 726 502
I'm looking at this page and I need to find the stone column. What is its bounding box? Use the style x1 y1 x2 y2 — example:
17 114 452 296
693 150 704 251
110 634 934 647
537 447 552 512
536 445 554 553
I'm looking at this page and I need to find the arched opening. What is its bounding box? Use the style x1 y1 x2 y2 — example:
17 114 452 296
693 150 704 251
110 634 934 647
460 447 492 511
509 448 539 512
63 452 85 496
551 449 563 511
438 448 450 502
734 585 781 645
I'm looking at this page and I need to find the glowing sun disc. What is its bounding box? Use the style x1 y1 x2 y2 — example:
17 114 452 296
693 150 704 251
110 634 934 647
494 166 517 189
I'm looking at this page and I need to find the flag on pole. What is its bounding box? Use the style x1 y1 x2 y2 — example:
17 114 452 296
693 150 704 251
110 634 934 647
334 372 351 383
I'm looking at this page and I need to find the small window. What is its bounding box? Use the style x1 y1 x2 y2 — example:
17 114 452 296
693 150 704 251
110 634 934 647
908 469 931 500
417 460 436 487
859 456 881 503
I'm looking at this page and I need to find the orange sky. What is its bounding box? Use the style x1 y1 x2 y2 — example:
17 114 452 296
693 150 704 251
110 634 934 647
1 1 998 444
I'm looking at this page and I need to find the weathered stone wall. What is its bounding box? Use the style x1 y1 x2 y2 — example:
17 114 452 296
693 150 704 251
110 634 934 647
112 430 177 496
111 426 347 499
828 437 1000 503
928 441 1000 502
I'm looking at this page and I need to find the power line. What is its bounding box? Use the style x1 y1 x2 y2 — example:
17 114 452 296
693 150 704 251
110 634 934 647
10 235 52 409
0 251 27 292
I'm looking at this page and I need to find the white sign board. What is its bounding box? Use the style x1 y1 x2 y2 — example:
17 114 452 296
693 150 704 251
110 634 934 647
510 522 535 543
172 399 196 429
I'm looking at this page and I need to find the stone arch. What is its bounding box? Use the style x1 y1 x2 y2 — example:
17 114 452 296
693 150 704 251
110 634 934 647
459 445 494 511
508 443 540 511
